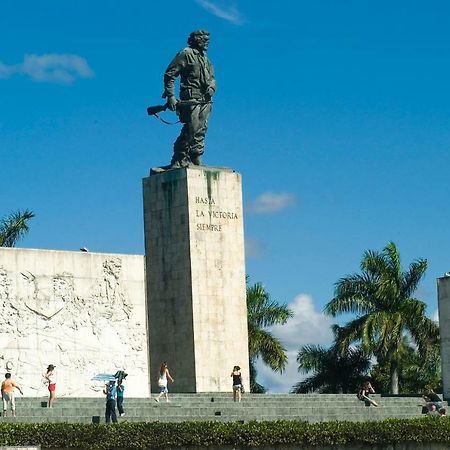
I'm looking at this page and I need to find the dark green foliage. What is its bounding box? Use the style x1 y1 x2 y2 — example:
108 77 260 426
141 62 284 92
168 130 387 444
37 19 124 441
0 419 450 449
0 209 34 247
371 342 442 394
292 344 371 393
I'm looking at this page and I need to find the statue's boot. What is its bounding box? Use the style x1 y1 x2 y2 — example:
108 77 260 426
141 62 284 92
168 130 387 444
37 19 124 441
189 155 203 166
170 156 190 169
150 157 189 175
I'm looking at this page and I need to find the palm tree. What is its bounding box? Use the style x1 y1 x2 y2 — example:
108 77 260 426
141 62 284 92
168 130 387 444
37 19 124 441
0 210 35 247
292 343 371 393
324 241 439 394
247 281 293 392
371 340 441 394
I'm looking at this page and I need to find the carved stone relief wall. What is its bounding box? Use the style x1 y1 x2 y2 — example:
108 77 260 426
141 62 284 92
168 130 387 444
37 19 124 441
0 248 149 397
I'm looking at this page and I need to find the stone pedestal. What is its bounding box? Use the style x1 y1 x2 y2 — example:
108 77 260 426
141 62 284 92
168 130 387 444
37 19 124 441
143 166 249 392
438 276 450 400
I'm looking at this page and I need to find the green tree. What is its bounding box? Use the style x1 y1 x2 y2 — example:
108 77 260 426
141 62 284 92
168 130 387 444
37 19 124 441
324 241 439 394
292 342 371 393
0 210 35 247
371 340 441 394
247 281 293 393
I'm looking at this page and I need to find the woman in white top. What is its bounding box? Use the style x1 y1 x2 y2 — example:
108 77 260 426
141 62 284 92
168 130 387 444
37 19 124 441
155 362 174 403
43 364 56 408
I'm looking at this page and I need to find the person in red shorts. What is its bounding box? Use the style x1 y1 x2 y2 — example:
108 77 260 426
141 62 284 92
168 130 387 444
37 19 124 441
43 364 56 408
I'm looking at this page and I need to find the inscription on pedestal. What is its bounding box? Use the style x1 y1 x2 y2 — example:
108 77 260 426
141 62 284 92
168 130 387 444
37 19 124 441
194 196 239 232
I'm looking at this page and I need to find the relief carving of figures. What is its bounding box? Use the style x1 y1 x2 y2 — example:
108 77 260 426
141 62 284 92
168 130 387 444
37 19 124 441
0 267 20 334
55 273 89 331
0 257 146 396
86 257 133 335
21 271 66 321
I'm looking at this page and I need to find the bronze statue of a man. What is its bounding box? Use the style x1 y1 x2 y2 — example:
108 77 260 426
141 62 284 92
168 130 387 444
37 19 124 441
163 29 216 168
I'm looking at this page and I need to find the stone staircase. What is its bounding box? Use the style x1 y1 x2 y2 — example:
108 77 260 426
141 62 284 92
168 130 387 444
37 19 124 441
0 393 434 424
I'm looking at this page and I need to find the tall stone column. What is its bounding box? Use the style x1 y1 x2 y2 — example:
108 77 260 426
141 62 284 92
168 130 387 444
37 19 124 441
143 166 249 392
438 276 450 400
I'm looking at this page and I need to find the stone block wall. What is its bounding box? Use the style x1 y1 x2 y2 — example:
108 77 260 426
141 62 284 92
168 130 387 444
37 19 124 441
438 276 450 400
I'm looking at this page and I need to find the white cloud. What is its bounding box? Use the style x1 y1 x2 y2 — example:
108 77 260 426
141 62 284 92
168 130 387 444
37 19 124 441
255 294 334 392
195 0 245 25
0 54 94 84
245 236 264 259
0 61 14 78
247 192 296 214
271 294 333 348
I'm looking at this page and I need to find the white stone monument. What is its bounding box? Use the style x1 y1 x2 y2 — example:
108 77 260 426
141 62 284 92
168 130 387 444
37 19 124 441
438 275 450 400
0 247 149 397
143 166 250 392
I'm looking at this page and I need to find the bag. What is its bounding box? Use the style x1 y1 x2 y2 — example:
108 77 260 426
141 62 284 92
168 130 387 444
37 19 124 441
240 385 245 394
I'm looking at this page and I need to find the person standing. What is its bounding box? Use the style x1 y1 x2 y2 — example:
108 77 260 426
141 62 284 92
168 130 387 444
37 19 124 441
117 379 125 417
103 380 118 423
1 373 23 417
231 366 242 402
43 364 56 408
155 362 174 403
162 29 216 168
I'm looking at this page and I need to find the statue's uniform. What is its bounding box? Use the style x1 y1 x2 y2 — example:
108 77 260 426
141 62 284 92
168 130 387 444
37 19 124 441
163 47 216 167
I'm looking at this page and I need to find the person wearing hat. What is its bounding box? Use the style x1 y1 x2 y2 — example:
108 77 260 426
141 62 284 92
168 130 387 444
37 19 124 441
43 364 56 408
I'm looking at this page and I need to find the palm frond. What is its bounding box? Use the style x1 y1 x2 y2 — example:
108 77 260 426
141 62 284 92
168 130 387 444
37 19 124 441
252 328 288 372
293 344 370 393
0 210 35 247
401 259 427 299
297 344 328 373
247 282 293 327
383 241 402 280
325 273 378 317
361 249 385 277
334 317 366 353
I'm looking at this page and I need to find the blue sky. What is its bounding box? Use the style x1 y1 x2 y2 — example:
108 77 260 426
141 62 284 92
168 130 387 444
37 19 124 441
1 1 450 391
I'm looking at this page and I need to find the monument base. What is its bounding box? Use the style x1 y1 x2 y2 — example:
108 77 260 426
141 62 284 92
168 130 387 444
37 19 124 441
143 166 250 392
438 276 450 400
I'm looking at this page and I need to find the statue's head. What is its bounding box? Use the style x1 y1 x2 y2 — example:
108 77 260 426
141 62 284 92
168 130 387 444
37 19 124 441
188 29 210 51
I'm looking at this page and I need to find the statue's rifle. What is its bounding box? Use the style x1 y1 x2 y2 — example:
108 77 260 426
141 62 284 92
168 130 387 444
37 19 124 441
147 100 210 125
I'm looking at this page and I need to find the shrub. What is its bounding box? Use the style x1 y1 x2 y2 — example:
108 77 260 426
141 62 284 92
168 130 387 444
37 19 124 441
0 418 449 449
